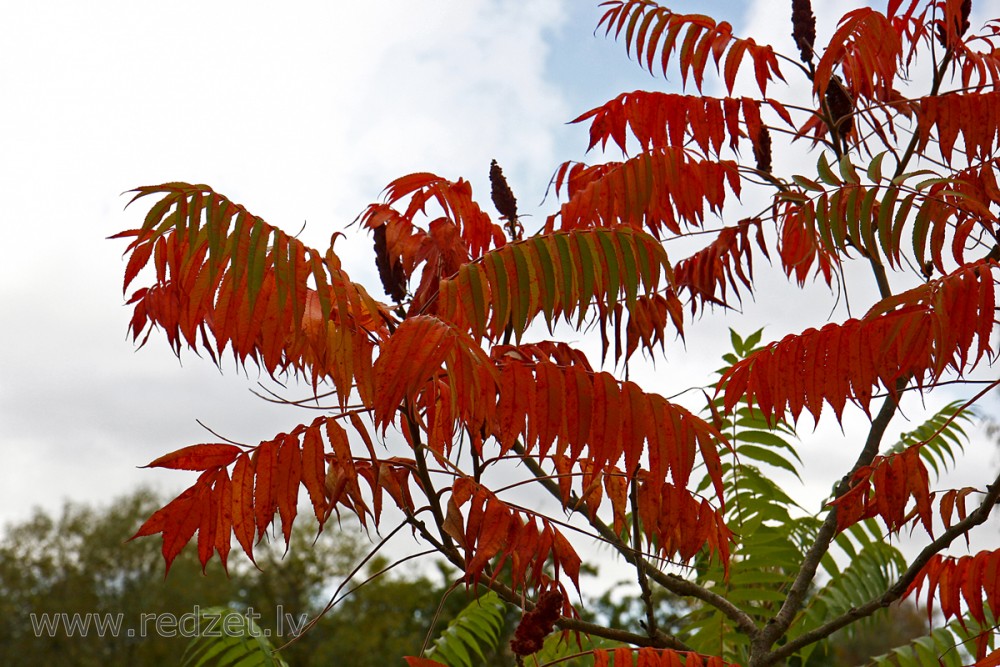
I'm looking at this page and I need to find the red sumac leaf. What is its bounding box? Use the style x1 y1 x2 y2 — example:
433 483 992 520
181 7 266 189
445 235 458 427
404 658 449 667
253 439 278 538
275 434 302 544
230 453 256 561
301 426 327 525
144 443 242 471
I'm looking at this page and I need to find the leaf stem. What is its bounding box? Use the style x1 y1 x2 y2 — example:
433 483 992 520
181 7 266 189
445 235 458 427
630 476 659 639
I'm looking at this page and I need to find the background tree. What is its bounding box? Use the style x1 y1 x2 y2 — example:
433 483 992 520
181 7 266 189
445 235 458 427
111 0 1000 665
0 490 471 666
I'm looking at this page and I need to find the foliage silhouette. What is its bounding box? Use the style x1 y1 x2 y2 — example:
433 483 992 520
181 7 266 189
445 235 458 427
113 1 1000 664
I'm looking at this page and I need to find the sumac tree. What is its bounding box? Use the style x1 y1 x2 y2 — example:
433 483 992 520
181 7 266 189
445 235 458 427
114 1 1000 665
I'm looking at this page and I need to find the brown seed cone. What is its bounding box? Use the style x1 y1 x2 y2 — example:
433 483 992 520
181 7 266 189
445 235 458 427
936 0 972 48
791 0 816 64
825 75 855 137
510 590 563 656
373 225 408 303
753 126 773 174
490 159 519 225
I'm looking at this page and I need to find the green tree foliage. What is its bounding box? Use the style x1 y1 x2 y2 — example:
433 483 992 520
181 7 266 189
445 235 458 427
0 490 468 666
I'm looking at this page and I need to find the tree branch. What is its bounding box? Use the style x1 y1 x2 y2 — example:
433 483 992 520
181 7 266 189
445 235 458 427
407 505 694 653
754 390 901 659
631 476 659 639
764 472 1000 666
403 405 456 555
513 444 759 638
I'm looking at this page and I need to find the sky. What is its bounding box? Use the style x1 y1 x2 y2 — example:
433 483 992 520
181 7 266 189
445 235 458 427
1 0 998 571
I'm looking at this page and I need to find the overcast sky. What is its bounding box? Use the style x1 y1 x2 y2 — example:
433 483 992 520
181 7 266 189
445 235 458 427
1 0 997 569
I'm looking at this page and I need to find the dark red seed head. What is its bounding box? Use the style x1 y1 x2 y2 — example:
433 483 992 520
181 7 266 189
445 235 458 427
510 590 563 656
825 76 855 136
791 0 817 64
753 126 773 174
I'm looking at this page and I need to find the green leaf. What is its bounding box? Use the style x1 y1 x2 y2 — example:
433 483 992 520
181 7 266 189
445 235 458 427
860 187 880 260
512 246 533 341
534 237 557 322
866 151 888 184
792 175 825 192
575 231 600 326
596 229 622 311
487 250 510 333
817 152 842 186
736 444 802 479
426 592 508 667
182 608 288 667
838 154 861 184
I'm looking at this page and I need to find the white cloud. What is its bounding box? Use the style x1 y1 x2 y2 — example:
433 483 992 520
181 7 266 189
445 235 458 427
0 0 572 525
1 0 995 568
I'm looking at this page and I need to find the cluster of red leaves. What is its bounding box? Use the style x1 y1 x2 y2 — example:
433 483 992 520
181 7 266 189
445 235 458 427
443 480 581 593
358 172 506 261
948 17 1000 91
371 315 496 454
357 172 508 315
489 348 727 503
119 176 734 580
610 293 683 363
905 550 1000 660
634 475 732 570
774 198 836 288
572 91 764 158
720 260 997 423
935 0 972 49
673 217 767 314
546 148 740 239
509 589 564 656
937 486 978 530
114 185 388 405
814 8 902 103
915 91 1000 165
825 0 1000 137
828 446 932 535
597 0 783 95
933 160 1000 266
593 647 740 667
131 416 415 572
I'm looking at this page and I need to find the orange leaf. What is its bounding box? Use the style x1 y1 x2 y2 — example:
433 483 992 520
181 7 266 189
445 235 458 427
144 443 242 471
404 658 449 667
722 261 998 424
213 469 233 571
253 439 278 538
130 480 209 574
275 434 302 544
301 426 327 525
230 453 256 561
374 316 451 431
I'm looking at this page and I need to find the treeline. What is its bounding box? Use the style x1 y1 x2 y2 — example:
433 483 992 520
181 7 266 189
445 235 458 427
0 489 931 666
0 489 475 667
